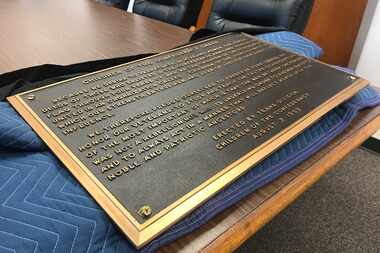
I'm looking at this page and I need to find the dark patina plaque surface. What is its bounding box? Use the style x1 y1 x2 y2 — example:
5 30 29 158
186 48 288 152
8 33 367 247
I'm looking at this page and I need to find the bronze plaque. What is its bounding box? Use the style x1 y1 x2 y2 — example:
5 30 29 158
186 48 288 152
7 33 368 247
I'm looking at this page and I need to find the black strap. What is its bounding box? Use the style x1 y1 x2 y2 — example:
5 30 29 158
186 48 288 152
189 27 286 43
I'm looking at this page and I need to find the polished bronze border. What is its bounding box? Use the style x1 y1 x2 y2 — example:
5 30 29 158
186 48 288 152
7 33 369 248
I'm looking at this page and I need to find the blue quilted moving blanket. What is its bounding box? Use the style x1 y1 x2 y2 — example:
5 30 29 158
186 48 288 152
1 32 379 253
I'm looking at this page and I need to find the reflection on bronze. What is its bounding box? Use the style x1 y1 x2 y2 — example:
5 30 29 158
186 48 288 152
7 33 368 248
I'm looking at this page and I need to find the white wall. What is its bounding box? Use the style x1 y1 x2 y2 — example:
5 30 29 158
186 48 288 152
354 1 380 86
349 0 379 70
349 0 380 139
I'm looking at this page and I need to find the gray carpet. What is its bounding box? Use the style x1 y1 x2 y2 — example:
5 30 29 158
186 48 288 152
235 148 380 253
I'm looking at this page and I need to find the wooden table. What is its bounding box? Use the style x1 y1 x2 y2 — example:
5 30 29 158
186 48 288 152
0 0 191 73
1 1 379 252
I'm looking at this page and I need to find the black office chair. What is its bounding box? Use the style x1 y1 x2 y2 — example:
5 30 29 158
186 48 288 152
119 0 130 10
206 0 314 34
120 0 203 28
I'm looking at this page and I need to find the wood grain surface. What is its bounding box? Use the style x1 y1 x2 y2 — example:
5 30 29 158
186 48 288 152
0 0 191 74
196 0 214 30
303 0 368 66
157 103 380 252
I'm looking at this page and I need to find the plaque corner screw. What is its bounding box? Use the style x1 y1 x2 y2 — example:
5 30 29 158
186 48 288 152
26 94 35 100
138 205 152 218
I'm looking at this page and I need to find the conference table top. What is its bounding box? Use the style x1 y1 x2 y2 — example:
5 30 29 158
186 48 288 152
0 0 191 74
1 1 379 252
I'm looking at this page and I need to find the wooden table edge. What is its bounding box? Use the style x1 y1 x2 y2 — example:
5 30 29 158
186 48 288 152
200 108 380 253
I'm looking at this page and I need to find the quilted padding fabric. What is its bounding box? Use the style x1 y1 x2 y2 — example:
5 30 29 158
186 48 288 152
0 34 375 253
256 31 323 59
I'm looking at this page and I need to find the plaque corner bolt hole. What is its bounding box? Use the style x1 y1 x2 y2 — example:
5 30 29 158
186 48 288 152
138 205 152 218
349 75 357 81
26 94 36 100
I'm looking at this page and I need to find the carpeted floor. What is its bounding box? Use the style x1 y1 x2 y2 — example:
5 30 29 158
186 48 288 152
235 147 380 253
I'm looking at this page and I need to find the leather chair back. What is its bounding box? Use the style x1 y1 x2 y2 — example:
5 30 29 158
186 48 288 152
132 0 203 28
206 0 314 34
